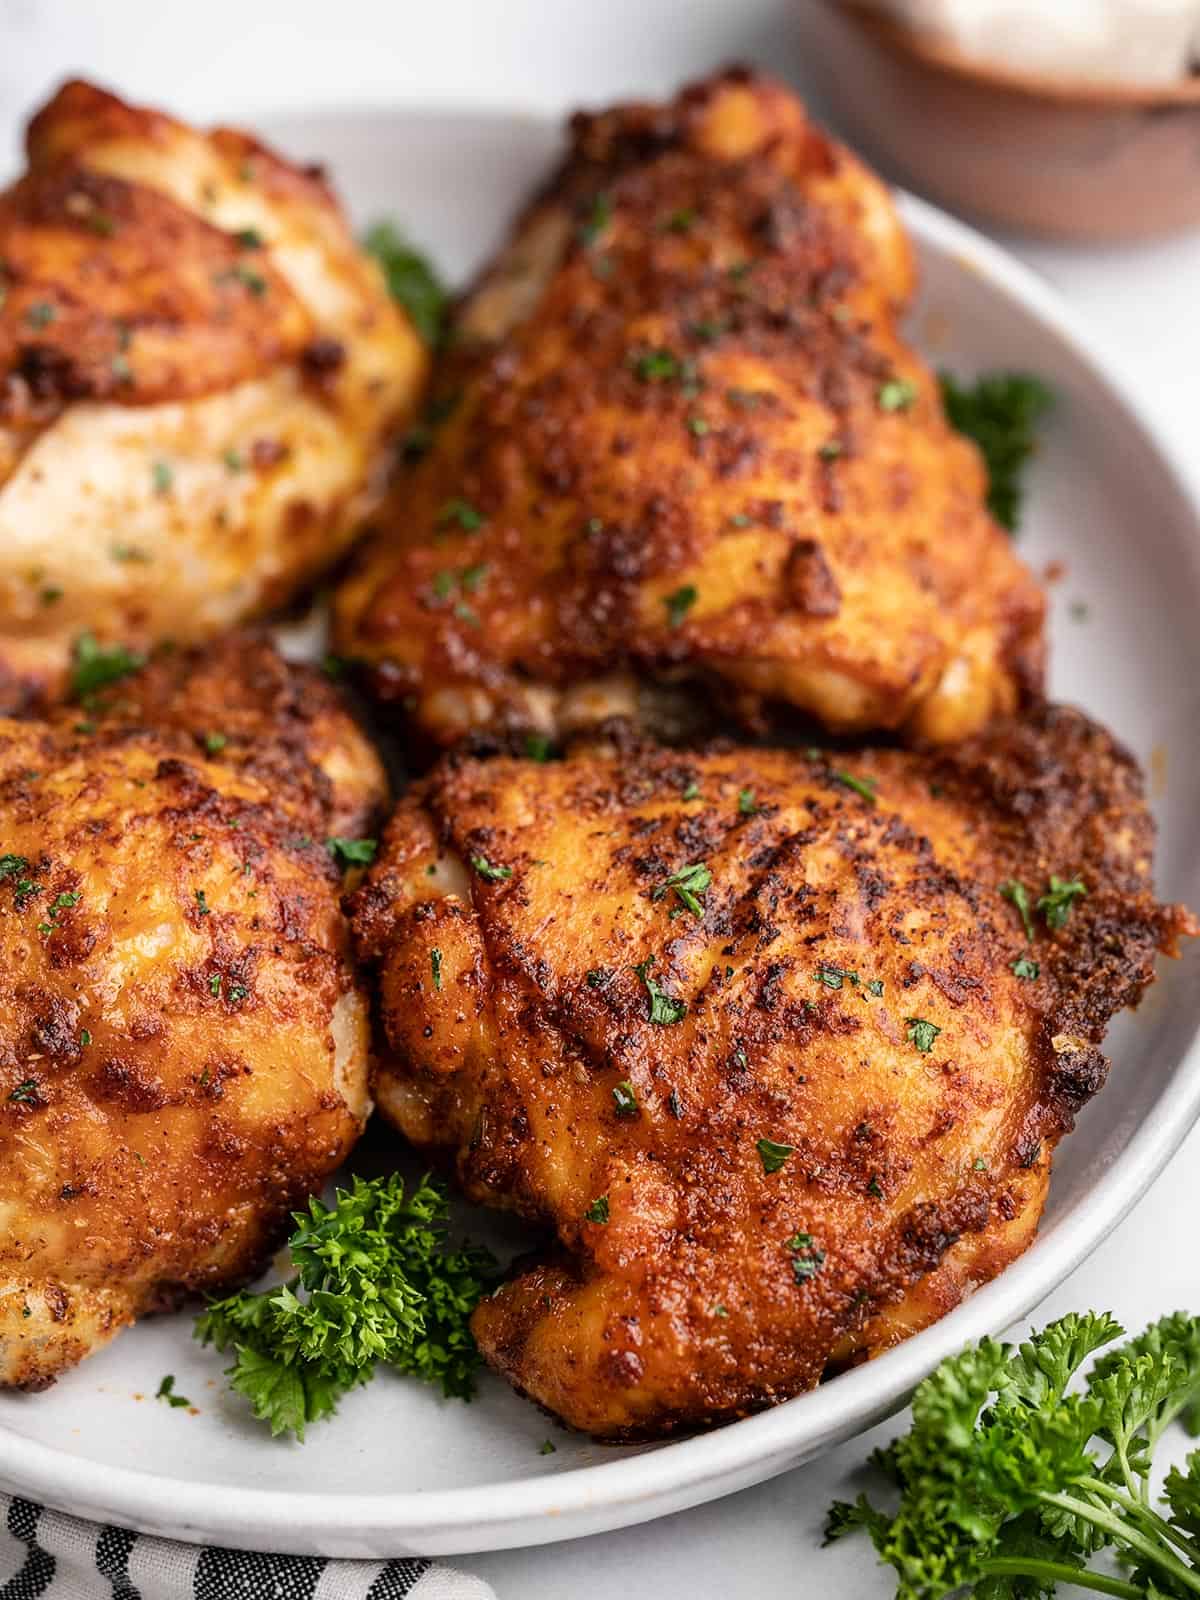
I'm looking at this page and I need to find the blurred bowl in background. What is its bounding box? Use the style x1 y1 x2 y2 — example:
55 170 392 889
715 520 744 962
798 0 1200 241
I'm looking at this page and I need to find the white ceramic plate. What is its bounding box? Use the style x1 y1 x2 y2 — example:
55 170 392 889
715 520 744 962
2 106 1199 1560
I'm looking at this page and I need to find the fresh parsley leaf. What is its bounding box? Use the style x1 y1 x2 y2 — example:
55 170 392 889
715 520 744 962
738 788 759 816
363 220 447 346
788 1232 825 1283
70 633 144 701
828 1308 1200 1600
195 1173 496 1439
815 964 858 991
436 497 485 532
155 1374 192 1409
757 1138 793 1174
664 584 697 628
584 1196 610 1224
660 861 711 918
940 371 1053 532
878 378 918 412
634 956 687 1025
1037 876 1087 931
430 948 443 992
612 1081 638 1117
1001 878 1036 942
327 837 377 867
834 770 878 805
470 853 512 882
632 347 680 383
905 1017 941 1054
7 1079 40 1104
1011 956 1040 981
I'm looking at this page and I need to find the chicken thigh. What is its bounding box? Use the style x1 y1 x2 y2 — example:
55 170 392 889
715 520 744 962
349 709 1189 1437
0 636 385 1387
0 80 427 709
336 68 1044 749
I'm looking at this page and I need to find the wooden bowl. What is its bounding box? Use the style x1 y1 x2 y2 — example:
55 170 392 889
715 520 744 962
798 0 1200 241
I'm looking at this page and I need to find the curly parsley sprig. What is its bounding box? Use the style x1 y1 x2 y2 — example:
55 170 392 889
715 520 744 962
826 1310 1200 1598
195 1173 496 1440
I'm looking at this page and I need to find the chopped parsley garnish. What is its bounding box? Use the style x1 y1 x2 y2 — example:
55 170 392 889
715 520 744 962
79 1029 91 1046
203 732 227 754
686 415 709 437
632 347 680 383
878 378 918 412
233 227 264 251
7 1079 40 1104
470 854 512 882
70 633 144 701
816 964 858 990
611 1080 639 1118
905 1017 941 1054
834 770 878 805
757 1138 794 1175
866 979 884 997
155 1374 192 1409
223 446 244 472
866 1174 884 1198
664 584 697 628
327 837 378 867
939 371 1053 530
195 1173 496 1438
362 220 447 346
194 889 210 916
436 497 485 532
661 207 697 233
524 734 553 762
738 788 759 816
788 1232 825 1283
658 861 711 919
209 974 223 996
586 968 611 989
1037 875 1087 930
539 1439 557 1455
25 302 56 330
578 192 612 246
634 957 687 1026
1000 878 1036 941
682 780 701 801
430 948 443 992
585 1195 610 1224
1011 956 1040 980
151 460 174 495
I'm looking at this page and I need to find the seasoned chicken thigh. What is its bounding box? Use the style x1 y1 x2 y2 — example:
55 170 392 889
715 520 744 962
0 79 427 709
336 68 1044 748
0 636 385 1388
350 710 1189 1437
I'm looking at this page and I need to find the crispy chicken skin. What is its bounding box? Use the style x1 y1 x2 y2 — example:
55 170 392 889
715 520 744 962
0 637 385 1388
0 79 427 709
336 68 1044 749
349 708 1190 1437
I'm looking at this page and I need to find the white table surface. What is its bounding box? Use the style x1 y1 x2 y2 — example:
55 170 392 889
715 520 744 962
2 4 1198 1595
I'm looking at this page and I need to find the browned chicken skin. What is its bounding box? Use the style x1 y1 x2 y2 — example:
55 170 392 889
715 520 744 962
349 708 1190 1437
336 68 1044 748
0 80 427 709
0 636 385 1388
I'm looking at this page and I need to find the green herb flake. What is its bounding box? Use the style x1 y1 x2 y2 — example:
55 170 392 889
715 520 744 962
905 1017 941 1054
584 1195 610 1225
686 415 710 437
787 1232 826 1283
151 459 174 496
611 1080 639 1118
578 192 612 246
877 378 918 413
866 979 884 997
203 732 227 755
664 584 698 628
524 734 553 762
682 780 701 801
363 220 447 345
1037 875 1087 931
737 788 759 816
834 770 878 805
539 1439 557 1455
660 861 711 919
7 1079 40 1104
1011 956 1040 981
1000 878 1036 942
634 956 687 1026
70 633 144 701
25 301 56 330
155 1374 192 1409
327 837 378 867
757 1137 794 1175
631 348 680 383
430 948 443 992
939 370 1053 531
194 889 210 917
470 854 513 883
815 964 858 991
79 1028 91 1046
436 497 485 533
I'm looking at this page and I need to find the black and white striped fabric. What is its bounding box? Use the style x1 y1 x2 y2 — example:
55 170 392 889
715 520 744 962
0 1497 495 1600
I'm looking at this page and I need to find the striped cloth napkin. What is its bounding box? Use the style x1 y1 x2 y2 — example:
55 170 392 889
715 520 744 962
1 1496 496 1600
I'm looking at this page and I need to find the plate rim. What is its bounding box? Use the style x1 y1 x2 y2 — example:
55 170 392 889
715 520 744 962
2 104 1199 1557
